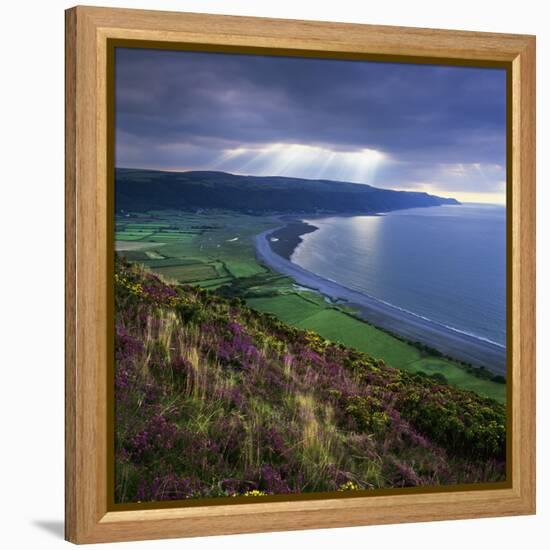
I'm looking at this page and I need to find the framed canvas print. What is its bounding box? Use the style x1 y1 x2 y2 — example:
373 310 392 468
65 6 536 544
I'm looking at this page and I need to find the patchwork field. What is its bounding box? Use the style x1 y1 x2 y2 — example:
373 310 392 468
116 211 506 404
116 211 274 283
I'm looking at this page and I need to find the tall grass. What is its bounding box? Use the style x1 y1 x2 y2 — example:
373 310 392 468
114 257 506 503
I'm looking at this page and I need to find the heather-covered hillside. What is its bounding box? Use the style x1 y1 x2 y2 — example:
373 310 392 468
115 257 505 503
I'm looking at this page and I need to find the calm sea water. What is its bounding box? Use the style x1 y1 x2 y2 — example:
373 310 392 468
293 204 506 347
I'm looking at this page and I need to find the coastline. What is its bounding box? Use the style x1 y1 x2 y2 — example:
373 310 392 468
255 224 506 375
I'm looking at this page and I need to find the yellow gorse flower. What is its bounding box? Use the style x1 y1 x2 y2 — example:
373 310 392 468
115 273 144 296
242 489 267 497
304 330 326 352
337 481 361 492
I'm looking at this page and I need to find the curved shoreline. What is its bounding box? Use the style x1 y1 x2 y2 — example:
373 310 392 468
255 226 506 375
265 220 319 260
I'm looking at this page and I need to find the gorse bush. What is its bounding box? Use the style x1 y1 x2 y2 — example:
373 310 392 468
114 257 506 503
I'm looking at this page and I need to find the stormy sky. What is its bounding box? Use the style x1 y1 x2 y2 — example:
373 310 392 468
115 48 507 204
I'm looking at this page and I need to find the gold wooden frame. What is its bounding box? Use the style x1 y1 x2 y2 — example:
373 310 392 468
65 5 536 544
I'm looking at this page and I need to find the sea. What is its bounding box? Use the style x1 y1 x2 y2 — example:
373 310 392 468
292 204 506 348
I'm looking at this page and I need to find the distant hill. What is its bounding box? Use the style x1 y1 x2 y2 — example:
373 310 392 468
115 168 460 214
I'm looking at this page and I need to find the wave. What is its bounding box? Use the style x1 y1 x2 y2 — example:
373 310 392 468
353 291 506 349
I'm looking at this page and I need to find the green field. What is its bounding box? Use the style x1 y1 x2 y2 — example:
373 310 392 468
247 293 505 403
116 211 506 404
154 264 220 283
115 211 277 290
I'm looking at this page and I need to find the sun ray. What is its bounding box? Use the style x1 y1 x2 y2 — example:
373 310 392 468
212 142 388 184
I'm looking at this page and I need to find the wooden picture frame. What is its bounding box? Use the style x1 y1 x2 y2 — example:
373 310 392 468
65 5 536 544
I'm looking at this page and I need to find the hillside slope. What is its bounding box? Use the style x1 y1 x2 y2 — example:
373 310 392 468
115 257 505 503
115 168 459 214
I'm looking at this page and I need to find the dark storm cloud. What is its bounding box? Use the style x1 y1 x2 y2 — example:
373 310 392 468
115 47 506 197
